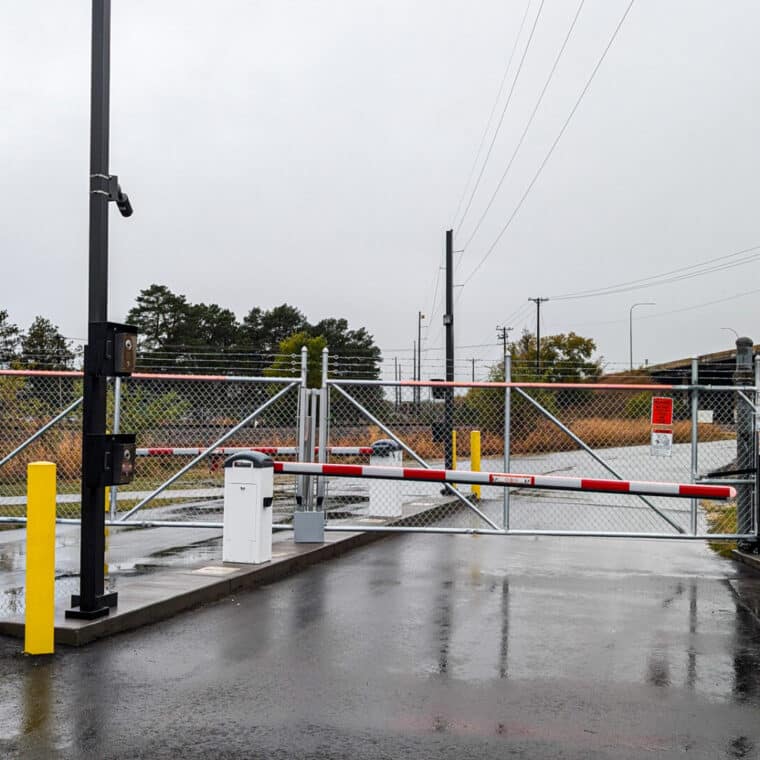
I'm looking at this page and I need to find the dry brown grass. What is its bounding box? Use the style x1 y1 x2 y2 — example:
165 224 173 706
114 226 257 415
0 418 735 493
328 419 733 460
1 430 82 482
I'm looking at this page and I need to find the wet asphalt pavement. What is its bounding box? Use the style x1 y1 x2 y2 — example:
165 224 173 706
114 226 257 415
2 534 760 759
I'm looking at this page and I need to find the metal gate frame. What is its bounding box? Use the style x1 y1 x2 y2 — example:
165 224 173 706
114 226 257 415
117 379 301 525
0 362 307 530
319 368 759 540
325 381 500 531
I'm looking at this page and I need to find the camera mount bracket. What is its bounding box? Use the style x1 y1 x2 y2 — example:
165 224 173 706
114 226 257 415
90 173 133 217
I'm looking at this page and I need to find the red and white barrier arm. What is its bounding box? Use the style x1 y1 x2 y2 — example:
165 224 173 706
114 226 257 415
136 446 297 456
136 446 374 457
272 461 737 501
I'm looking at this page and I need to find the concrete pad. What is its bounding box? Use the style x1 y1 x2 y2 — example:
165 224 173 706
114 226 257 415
0 529 385 646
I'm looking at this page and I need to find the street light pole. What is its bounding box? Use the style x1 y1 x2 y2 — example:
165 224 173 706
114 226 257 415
629 302 655 371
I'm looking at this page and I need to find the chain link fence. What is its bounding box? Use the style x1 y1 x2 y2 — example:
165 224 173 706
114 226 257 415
0 365 755 540
0 368 303 527
319 378 753 539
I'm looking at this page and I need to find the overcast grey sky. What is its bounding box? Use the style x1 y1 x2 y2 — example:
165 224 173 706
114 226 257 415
2 1 759 374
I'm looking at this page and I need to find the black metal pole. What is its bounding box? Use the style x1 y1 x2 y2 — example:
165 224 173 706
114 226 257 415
412 340 416 393
417 311 423 408
529 298 548 375
536 300 540 375
444 230 454 469
68 0 115 619
497 326 510 378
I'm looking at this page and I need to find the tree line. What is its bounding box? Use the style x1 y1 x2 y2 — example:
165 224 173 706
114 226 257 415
0 311 74 370
0 284 382 379
125 284 381 378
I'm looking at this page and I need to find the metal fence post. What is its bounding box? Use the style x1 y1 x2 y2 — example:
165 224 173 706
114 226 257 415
503 355 511 531
317 348 329 507
309 390 319 506
303 414 313 510
735 337 754 546
109 376 122 521
690 359 698 535
755 355 760 543
296 346 309 505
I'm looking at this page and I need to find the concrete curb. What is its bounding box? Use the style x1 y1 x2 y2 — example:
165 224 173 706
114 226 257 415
732 549 760 573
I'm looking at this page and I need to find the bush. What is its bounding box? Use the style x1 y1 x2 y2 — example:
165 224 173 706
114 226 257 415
624 392 650 419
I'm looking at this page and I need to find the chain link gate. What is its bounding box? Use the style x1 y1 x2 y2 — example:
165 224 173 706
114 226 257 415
0 365 307 529
0 354 755 541
316 363 755 539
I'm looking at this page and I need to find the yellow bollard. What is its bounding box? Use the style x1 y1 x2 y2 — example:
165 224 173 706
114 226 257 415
104 487 110 576
451 430 457 489
470 430 481 500
25 462 56 655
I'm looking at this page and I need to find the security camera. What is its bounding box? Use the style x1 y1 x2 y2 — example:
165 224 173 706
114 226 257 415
116 189 133 217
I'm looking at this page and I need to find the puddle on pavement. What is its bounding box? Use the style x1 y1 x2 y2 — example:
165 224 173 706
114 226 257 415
0 536 223 618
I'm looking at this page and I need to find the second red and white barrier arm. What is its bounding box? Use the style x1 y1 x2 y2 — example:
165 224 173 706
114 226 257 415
272 461 737 501
136 446 374 457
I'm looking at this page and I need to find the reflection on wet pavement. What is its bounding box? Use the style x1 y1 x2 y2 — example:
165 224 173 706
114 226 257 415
1 534 760 759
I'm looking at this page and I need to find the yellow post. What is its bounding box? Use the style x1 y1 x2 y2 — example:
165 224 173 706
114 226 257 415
25 462 56 655
451 430 457 489
470 430 481 500
104 486 110 576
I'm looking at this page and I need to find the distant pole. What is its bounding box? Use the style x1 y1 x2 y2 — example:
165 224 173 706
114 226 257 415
496 325 511 376
528 298 548 375
413 339 417 395
629 302 656 371
471 358 475 383
394 356 399 409
417 311 425 407
444 230 454 469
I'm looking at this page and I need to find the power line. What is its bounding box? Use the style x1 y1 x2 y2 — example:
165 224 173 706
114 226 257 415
460 0 586 251
549 244 760 301
548 284 760 330
450 0 533 228
461 0 636 288
456 0 546 234
638 286 760 321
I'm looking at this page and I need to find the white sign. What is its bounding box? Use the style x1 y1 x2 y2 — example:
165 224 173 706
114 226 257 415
490 474 533 486
697 410 714 424
650 430 673 457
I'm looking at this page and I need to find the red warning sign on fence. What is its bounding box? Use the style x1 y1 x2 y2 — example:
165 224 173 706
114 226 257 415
651 396 674 426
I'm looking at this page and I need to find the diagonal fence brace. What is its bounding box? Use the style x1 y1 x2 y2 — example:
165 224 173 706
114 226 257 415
515 387 686 533
329 383 500 530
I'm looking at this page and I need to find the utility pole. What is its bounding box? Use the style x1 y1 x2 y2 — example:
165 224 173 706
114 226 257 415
496 325 512 375
471 358 475 383
412 339 417 404
444 230 454 469
394 356 399 409
417 311 425 407
528 298 548 375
